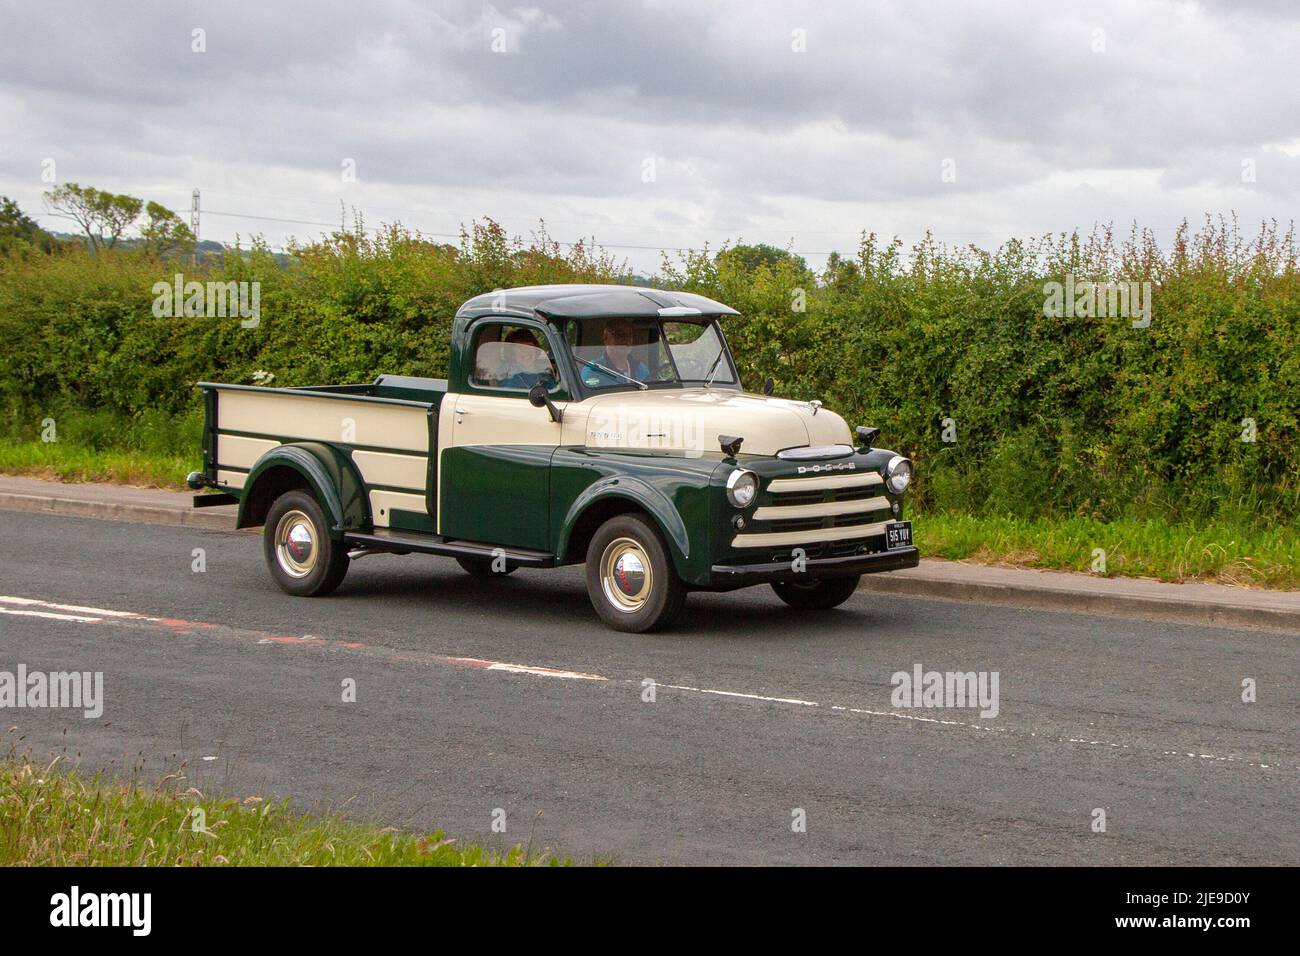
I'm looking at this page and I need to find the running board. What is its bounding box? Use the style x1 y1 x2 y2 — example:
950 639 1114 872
342 530 556 568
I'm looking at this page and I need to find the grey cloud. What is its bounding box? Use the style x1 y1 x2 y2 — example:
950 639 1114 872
1 0 1296 269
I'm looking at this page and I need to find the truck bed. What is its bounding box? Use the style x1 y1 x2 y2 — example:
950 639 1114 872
196 375 446 531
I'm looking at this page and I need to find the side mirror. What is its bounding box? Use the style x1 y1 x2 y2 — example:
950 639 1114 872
762 377 775 396
528 381 563 423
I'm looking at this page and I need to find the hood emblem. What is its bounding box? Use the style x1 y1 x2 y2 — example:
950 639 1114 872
807 400 822 415
796 462 856 474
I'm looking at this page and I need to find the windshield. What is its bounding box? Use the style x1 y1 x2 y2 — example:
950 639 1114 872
564 316 738 391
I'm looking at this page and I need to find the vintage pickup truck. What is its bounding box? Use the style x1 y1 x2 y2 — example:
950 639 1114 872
188 284 918 631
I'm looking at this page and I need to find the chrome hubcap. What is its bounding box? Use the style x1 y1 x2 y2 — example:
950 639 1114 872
274 510 318 578
600 537 653 613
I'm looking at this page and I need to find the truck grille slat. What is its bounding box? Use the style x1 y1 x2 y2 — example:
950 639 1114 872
731 469 893 550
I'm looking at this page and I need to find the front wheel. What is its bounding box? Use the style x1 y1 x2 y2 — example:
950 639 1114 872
263 490 350 597
585 514 686 633
770 575 860 610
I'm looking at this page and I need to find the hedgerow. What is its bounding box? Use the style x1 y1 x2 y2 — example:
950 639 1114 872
2 215 1296 526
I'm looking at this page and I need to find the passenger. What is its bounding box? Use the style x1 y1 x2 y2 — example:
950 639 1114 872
584 316 650 386
499 328 552 390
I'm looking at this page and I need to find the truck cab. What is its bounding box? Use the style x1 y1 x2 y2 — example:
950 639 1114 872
191 284 918 632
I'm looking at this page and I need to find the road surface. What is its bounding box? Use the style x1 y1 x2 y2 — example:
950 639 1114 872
1 510 1295 864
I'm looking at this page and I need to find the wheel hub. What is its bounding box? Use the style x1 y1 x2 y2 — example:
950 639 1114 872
274 510 318 578
600 537 653 612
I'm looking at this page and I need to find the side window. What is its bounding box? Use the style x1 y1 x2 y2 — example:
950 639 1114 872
469 323 558 392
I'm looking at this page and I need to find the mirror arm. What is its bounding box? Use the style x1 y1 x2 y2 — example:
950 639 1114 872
528 382 564 423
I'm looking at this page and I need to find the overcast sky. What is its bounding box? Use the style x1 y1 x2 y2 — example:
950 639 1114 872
2 0 1297 273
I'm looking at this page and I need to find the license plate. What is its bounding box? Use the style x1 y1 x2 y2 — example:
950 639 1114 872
885 521 913 550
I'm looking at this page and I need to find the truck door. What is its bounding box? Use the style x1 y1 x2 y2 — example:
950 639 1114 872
439 320 566 550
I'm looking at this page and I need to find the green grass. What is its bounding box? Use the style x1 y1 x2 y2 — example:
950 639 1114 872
1 403 201 488
0 440 197 488
917 512 1300 590
0 756 574 866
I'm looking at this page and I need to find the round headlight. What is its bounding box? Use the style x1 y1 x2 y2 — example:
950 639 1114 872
885 455 912 495
726 470 758 508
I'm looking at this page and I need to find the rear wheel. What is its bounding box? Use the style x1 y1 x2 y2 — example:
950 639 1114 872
455 556 516 576
585 514 686 633
770 575 860 610
263 490 349 596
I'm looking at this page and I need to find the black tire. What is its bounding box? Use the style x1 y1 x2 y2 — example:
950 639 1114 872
263 490 349 597
770 574 861 610
455 556 516 576
585 513 686 633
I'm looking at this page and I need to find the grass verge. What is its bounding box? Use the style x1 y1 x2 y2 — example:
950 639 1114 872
0 441 197 489
1 441 1296 590
916 512 1300 590
0 757 571 866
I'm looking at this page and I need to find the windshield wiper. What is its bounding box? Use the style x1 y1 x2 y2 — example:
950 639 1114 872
581 359 648 390
703 347 727 388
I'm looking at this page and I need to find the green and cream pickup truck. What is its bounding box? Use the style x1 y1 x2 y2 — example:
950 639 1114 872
188 284 918 631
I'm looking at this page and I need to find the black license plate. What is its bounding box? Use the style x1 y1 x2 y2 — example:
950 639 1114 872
885 521 913 550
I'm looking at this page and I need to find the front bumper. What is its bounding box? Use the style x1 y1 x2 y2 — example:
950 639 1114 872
706 545 919 590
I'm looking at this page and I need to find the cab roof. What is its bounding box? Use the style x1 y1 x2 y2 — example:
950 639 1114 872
456 284 740 322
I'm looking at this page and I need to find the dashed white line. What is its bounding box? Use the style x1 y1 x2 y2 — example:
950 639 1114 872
1 592 1283 769
485 662 608 681
0 595 142 618
0 607 102 623
659 684 818 706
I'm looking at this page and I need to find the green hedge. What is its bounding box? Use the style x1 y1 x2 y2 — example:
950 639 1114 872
2 217 1296 526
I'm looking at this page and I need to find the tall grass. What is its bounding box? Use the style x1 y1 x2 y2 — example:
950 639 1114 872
0 756 572 866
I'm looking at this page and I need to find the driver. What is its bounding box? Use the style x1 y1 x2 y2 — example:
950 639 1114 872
585 317 650 386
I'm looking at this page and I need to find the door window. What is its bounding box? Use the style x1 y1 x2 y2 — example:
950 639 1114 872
469 323 558 392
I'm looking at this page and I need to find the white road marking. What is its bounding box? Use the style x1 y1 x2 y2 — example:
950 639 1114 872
0 595 141 618
485 662 607 681
659 683 819 707
0 592 1280 769
0 607 102 623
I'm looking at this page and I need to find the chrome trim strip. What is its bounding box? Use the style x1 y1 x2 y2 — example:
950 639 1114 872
767 472 883 493
730 520 891 548
775 444 854 461
752 498 891 521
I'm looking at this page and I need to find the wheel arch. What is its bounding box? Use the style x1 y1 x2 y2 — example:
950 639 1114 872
558 481 691 576
237 442 368 536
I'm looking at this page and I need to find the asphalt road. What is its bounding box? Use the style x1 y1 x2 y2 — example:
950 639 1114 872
1 510 1295 865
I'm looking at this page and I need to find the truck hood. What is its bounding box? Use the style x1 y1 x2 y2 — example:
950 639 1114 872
577 389 852 457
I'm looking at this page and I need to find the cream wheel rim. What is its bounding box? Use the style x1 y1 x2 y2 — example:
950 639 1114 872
600 536 653 613
274 509 318 578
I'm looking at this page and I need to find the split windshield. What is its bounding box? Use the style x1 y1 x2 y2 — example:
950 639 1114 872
562 316 738 391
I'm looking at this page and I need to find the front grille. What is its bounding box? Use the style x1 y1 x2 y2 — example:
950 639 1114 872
730 469 892 551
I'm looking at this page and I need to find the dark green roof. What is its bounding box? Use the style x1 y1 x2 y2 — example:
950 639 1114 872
456 284 740 321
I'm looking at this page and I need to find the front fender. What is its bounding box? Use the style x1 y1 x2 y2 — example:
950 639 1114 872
557 476 697 578
237 442 368 535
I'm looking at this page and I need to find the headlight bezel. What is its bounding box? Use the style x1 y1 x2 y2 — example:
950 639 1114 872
885 455 913 495
726 469 758 509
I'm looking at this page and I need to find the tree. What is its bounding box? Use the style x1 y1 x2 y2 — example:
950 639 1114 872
717 242 809 275
140 201 195 258
43 183 143 251
0 196 56 254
